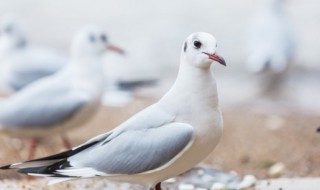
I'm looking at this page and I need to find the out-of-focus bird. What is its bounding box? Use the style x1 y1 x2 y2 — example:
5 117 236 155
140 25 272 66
102 76 158 107
246 0 295 74
0 32 226 190
101 51 158 107
0 15 68 94
0 26 124 160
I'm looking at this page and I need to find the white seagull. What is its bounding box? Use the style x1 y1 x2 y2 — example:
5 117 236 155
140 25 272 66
0 26 124 159
246 0 295 74
0 15 68 93
0 32 226 190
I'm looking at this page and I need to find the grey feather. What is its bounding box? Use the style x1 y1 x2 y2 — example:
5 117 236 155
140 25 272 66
2 47 67 90
0 74 88 128
69 122 194 174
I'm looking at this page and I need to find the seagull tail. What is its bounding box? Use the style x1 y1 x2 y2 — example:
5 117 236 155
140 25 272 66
117 79 158 90
48 177 76 185
0 141 98 171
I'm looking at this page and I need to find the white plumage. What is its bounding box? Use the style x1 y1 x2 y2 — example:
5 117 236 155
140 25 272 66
1 32 226 190
246 0 295 73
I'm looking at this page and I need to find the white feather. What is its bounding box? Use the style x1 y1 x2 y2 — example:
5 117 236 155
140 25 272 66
10 160 61 169
56 167 108 177
48 177 75 185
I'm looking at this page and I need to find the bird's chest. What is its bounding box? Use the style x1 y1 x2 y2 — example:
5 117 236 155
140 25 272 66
176 100 222 146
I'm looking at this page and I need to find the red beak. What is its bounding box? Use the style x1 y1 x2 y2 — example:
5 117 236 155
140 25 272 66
108 45 125 55
203 52 226 66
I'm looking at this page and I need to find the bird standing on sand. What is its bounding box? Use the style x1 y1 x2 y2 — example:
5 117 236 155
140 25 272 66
0 15 67 93
0 26 124 159
1 32 226 190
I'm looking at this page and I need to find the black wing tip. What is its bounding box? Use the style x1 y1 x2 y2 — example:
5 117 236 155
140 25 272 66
0 164 12 170
317 126 320 133
19 160 71 176
18 167 41 174
118 79 158 90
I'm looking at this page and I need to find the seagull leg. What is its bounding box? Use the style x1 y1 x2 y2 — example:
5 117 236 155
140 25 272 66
23 139 38 180
155 182 161 190
61 134 72 150
27 139 38 160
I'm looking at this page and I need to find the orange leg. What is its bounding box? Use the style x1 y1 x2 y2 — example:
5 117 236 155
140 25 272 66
27 138 39 160
155 183 161 190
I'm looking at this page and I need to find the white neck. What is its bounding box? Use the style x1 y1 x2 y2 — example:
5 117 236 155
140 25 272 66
0 37 27 60
69 54 105 97
159 58 219 111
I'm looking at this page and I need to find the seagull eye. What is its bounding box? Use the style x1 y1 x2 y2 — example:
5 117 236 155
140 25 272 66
193 41 202 49
101 34 107 42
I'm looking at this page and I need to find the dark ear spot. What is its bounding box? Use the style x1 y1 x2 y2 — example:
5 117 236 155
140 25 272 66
184 42 187 52
101 34 107 42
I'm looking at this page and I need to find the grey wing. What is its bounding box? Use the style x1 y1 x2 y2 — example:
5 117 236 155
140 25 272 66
0 82 88 127
64 122 194 175
5 50 66 90
7 68 57 91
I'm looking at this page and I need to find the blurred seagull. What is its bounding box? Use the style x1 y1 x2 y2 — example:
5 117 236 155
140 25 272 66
0 15 68 94
102 77 158 107
246 0 295 74
102 52 158 107
0 26 124 159
0 32 226 190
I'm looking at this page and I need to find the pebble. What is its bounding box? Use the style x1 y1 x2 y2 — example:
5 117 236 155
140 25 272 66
195 188 208 190
265 115 284 130
201 174 215 183
238 175 257 189
164 178 177 184
229 170 238 176
178 183 195 190
210 183 225 190
268 162 286 178
197 169 205 176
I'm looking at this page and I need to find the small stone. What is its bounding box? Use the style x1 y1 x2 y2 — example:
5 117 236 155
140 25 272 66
229 170 238 176
10 138 23 149
265 115 284 130
210 183 225 190
197 169 205 176
179 183 195 190
202 174 215 183
238 175 256 189
164 178 177 184
196 188 208 190
268 162 286 178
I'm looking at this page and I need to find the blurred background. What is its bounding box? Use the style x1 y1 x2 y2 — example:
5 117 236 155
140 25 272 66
0 0 319 189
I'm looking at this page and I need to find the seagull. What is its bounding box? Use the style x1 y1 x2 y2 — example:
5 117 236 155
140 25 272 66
0 32 226 190
0 15 68 94
101 52 158 107
246 0 295 74
102 77 158 107
0 26 124 160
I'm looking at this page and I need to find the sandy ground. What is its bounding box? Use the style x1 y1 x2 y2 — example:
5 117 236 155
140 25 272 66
0 0 319 189
0 94 319 189
256 178 320 190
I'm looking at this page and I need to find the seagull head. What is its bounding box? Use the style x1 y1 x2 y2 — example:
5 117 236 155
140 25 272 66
71 26 124 59
0 15 27 49
181 32 225 69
